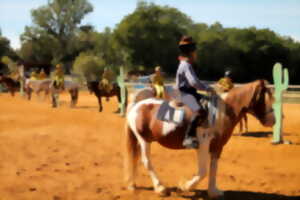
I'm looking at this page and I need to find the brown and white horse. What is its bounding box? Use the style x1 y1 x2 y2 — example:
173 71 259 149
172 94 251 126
124 80 275 198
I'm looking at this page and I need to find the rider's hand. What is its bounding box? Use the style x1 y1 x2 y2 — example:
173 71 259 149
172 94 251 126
206 87 213 92
207 87 216 94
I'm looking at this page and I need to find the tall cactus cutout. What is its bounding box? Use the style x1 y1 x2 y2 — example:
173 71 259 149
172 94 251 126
272 63 289 144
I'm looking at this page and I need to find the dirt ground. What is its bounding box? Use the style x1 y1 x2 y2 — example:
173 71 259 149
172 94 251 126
0 92 300 200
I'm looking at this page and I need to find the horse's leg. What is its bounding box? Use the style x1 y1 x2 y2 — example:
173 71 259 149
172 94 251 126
124 123 140 190
98 95 103 112
238 118 244 136
37 90 42 101
52 90 58 108
44 89 49 101
11 88 15 97
28 88 32 100
73 89 78 106
244 114 248 133
114 88 122 113
69 90 74 108
180 130 211 191
208 156 224 198
138 139 167 195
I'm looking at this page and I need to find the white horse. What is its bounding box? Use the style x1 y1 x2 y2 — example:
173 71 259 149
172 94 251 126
25 79 52 100
50 80 80 108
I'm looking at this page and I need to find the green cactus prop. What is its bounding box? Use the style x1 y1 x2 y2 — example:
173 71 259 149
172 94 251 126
272 63 289 144
117 66 126 117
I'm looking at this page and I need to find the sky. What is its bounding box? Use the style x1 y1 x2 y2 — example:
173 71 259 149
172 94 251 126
0 0 299 49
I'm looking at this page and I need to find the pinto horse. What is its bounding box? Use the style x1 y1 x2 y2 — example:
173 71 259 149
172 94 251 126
124 80 275 198
87 81 127 113
0 75 20 96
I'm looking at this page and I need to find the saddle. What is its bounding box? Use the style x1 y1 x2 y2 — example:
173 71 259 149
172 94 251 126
156 100 185 124
156 94 210 128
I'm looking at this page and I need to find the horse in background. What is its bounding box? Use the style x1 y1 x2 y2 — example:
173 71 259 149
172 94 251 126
124 80 275 198
25 79 52 100
87 81 127 113
239 114 249 134
51 80 80 108
0 75 20 96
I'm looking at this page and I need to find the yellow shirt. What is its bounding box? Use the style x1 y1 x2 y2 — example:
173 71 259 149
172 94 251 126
54 68 64 83
217 77 234 91
151 74 164 86
30 73 38 81
38 72 47 80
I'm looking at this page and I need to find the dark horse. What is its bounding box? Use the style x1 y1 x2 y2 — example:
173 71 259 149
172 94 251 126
0 75 20 96
87 81 127 113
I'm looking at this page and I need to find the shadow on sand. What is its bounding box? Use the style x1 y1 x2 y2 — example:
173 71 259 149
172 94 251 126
136 187 300 200
181 189 300 200
235 131 273 138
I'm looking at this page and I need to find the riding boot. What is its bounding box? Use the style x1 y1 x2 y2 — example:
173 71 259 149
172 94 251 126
183 114 201 149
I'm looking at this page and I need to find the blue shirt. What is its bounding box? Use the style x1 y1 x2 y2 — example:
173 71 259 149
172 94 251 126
175 60 209 92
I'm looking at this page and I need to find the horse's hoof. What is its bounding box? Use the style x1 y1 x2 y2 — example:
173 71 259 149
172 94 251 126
178 180 190 192
114 109 121 114
155 185 169 197
208 188 224 199
126 184 136 191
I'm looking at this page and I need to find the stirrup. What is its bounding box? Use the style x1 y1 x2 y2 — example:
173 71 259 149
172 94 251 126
183 137 199 149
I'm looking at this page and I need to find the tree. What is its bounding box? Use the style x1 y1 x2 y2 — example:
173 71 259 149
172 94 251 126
0 31 18 74
73 53 106 82
114 1 192 73
20 0 93 69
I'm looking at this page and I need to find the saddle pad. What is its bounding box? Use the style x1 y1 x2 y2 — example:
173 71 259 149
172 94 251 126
156 101 185 124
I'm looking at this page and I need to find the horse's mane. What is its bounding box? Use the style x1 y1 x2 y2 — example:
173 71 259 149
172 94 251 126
225 80 269 117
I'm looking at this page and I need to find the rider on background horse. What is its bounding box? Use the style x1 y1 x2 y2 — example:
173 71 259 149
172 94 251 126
52 64 65 90
151 66 165 98
176 36 214 149
38 69 47 80
217 70 234 92
100 67 116 92
30 71 39 81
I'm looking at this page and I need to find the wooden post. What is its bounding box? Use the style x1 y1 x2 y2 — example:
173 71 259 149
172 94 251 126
272 63 290 144
118 66 126 117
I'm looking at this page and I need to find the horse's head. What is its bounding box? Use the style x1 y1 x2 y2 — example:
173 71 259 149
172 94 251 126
227 80 275 127
245 80 275 127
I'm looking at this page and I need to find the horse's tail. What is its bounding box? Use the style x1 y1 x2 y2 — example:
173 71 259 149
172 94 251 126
124 121 140 186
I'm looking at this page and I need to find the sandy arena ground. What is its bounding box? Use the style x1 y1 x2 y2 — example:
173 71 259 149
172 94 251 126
0 92 300 200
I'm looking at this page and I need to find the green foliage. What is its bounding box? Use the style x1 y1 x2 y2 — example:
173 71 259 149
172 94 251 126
73 53 106 82
1 56 18 74
19 0 93 69
114 1 192 73
189 25 300 83
16 0 300 84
